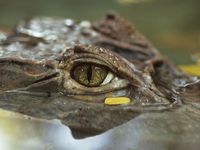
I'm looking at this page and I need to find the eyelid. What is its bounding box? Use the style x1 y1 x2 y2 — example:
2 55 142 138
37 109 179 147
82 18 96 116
61 53 118 75
71 53 113 67
72 57 110 68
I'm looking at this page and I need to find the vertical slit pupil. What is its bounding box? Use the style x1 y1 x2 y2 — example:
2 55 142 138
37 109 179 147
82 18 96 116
87 65 92 83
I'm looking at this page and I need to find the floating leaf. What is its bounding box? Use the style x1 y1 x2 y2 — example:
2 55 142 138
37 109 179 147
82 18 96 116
104 97 131 105
179 64 200 76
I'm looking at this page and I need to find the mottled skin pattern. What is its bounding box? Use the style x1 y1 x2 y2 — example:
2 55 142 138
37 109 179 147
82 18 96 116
0 13 199 137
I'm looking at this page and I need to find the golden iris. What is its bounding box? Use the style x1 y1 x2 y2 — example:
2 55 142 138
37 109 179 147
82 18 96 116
72 64 108 87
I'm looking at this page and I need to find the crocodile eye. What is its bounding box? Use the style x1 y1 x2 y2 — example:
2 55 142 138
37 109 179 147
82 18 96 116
71 64 114 87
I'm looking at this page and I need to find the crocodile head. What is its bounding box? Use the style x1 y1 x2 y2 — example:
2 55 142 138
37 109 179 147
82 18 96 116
0 13 199 137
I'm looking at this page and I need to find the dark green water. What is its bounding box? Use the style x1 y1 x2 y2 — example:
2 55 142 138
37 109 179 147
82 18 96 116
0 0 199 64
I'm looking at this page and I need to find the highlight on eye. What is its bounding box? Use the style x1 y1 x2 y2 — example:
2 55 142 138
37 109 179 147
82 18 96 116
71 63 114 87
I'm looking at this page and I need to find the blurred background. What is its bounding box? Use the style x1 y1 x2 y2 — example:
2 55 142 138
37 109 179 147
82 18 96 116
0 0 199 64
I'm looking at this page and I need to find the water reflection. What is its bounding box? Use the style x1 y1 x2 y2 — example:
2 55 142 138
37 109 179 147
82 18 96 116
1 103 200 150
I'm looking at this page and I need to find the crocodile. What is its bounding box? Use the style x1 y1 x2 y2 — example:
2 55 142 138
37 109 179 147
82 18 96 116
0 13 199 137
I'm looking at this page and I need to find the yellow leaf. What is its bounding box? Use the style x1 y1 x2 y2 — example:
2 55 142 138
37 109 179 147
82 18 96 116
104 97 131 105
179 65 200 76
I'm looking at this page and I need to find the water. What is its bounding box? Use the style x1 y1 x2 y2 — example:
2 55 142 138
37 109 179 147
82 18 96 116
1 104 200 150
0 0 199 64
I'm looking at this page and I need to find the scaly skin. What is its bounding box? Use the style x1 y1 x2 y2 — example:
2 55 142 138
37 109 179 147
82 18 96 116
0 13 199 137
